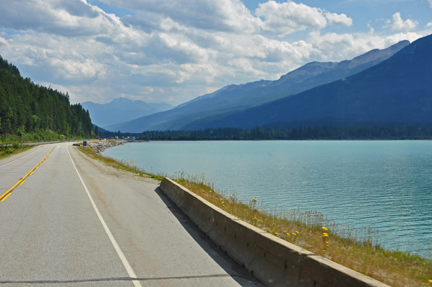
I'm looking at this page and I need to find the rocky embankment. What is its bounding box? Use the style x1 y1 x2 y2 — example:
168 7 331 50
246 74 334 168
88 140 126 153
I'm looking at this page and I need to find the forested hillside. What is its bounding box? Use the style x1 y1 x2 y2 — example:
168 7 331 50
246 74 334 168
0 56 94 141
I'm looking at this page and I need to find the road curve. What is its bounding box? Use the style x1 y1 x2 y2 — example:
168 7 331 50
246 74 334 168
0 142 263 287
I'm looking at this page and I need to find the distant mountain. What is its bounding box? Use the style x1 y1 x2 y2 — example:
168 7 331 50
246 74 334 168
81 98 174 128
183 34 432 130
106 80 273 132
107 40 409 132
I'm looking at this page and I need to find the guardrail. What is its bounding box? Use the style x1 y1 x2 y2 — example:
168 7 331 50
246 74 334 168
160 177 390 287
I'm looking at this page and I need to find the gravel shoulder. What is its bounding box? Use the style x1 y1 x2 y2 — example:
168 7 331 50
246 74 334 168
74 144 160 185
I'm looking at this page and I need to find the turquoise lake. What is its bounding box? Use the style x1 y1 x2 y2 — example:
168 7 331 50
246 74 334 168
102 140 432 257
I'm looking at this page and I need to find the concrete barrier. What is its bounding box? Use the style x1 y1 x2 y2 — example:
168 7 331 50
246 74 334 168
160 177 390 287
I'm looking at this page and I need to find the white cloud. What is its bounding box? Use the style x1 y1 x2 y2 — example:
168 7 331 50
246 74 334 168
0 0 425 106
255 1 327 35
0 0 123 37
429 0 432 8
384 12 418 31
367 23 374 34
426 22 432 27
0 36 7 47
255 1 353 35
325 12 353 27
308 31 421 62
99 0 260 34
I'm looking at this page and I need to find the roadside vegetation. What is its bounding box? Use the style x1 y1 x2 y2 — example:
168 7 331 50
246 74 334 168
0 131 90 144
0 143 34 160
77 144 164 181
77 144 432 287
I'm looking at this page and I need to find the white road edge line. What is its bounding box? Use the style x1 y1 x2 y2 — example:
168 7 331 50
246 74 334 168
0 145 43 168
66 145 142 287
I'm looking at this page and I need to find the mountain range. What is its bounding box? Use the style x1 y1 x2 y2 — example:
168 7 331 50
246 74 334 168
183 34 432 130
81 98 173 128
106 40 410 132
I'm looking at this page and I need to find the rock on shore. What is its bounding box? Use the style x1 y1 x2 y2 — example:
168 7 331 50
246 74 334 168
87 140 126 153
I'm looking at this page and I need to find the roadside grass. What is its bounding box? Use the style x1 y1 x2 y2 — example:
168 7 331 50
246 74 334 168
76 145 432 287
0 143 35 160
77 145 164 181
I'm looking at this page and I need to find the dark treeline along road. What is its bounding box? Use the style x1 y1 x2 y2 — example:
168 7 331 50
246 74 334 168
97 126 432 141
0 56 94 141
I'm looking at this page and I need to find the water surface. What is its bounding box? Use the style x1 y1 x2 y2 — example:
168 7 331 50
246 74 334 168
103 140 432 256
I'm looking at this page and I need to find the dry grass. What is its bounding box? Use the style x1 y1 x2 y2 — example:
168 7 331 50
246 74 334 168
77 146 432 287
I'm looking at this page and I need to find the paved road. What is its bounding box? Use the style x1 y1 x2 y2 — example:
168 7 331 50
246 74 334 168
0 142 263 287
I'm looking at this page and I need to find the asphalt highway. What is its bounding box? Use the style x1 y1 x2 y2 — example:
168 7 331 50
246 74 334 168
0 142 263 287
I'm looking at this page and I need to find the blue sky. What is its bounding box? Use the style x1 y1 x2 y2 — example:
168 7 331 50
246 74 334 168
0 0 431 105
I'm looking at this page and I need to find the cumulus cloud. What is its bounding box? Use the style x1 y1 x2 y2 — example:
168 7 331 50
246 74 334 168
384 12 418 31
0 0 423 105
325 12 353 27
99 0 260 33
254 1 353 35
0 0 121 37
426 22 432 27
0 36 7 47
255 1 327 35
308 31 421 62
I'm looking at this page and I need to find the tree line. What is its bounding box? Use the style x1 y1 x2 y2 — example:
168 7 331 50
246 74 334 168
136 125 432 141
0 55 94 141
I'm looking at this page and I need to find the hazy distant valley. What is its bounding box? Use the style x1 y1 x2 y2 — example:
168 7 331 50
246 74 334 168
81 98 173 128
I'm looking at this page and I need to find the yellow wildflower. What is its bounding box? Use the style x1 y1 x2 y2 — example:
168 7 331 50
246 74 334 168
254 217 258 220
252 198 257 202
286 233 290 236
274 232 278 235
221 201 224 204
322 226 328 231
323 233 329 237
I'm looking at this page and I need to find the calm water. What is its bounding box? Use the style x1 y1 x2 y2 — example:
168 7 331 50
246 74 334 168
103 141 432 256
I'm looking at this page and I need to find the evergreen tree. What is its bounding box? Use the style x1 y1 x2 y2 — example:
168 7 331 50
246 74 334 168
0 55 95 139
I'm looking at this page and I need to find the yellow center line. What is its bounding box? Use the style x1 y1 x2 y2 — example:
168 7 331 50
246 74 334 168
0 147 55 202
